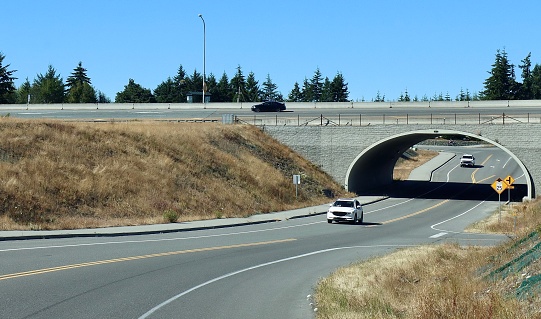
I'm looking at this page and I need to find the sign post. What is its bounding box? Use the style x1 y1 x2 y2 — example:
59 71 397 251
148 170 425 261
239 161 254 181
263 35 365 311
293 175 301 199
503 175 515 203
491 178 508 222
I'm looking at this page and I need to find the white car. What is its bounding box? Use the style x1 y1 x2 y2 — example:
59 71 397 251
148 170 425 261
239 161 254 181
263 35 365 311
460 154 475 167
327 198 363 224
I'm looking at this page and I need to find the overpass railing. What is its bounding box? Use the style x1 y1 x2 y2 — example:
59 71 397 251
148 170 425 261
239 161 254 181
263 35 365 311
235 112 541 126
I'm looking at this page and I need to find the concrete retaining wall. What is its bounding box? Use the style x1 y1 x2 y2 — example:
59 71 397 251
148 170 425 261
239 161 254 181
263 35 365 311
263 124 541 199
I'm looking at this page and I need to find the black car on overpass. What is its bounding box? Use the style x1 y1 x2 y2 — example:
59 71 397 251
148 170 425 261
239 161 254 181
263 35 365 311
251 101 286 112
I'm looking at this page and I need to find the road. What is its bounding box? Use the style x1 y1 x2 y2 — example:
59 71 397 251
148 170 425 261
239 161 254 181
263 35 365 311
0 146 518 318
1 105 540 123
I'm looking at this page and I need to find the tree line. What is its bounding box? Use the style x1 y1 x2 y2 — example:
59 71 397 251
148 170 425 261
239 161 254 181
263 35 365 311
1 49 540 104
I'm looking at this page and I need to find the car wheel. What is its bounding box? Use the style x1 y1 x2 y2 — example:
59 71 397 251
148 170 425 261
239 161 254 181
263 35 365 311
254 107 260 112
351 214 358 224
359 213 364 224
327 219 332 224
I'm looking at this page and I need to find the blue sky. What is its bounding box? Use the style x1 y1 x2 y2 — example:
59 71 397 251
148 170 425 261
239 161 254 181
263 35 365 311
3 1 540 102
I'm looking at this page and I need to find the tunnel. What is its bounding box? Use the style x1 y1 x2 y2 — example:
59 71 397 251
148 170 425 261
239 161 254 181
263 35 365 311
344 129 533 201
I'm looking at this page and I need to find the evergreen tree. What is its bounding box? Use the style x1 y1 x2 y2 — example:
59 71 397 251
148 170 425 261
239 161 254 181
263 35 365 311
288 82 303 102
205 73 217 102
482 49 518 100
519 53 533 99
0 53 17 104
245 71 260 102
31 65 65 103
320 77 332 102
310 67 323 102
154 77 177 103
16 78 31 104
173 65 188 102
531 64 541 99
97 91 111 103
65 62 97 103
301 78 313 102
330 72 349 102
374 91 385 102
115 79 155 103
185 69 203 94
213 72 232 102
261 74 280 101
230 65 247 102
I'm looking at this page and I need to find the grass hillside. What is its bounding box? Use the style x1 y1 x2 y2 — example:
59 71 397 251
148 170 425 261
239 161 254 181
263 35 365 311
0 119 352 230
315 197 541 318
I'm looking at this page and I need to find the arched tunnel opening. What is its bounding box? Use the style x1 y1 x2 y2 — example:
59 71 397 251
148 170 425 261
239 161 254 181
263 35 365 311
345 129 533 202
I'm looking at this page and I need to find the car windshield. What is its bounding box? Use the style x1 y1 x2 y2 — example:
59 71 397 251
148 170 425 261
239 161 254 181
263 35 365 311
333 200 354 207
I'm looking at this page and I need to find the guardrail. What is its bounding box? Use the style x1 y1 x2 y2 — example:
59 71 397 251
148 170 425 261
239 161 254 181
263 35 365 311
235 112 541 126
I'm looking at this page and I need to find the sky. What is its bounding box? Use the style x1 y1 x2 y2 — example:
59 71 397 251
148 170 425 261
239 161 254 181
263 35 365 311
3 0 541 102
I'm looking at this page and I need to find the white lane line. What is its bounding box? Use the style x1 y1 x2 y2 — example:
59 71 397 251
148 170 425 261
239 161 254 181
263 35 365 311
430 232 447 238
137 244 414 319
430 200 486 234
0 221 325 253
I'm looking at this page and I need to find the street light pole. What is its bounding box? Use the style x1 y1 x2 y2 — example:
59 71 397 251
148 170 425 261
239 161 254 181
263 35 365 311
198 14 206 104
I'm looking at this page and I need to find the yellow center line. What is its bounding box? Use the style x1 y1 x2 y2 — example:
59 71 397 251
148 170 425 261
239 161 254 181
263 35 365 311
471 154 492 184
0 238 296 281
382 199 450 224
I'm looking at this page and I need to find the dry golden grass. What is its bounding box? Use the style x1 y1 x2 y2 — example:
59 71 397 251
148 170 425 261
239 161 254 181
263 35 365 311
393 149 438 181
0 118 353 230
315 198 541 319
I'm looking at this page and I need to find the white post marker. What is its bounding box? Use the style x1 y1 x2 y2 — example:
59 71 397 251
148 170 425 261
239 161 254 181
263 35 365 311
293 175 301 199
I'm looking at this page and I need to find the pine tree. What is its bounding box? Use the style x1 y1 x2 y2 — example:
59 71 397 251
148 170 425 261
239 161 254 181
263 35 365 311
65 62 97 103
519 53 533 99
531 64 541 99
31 65 65 103
16 78 31 103
213 72 232 102
482 49 518 100
330 72 349 102
301 78 313 102
173 64 188 102
310 68 323 102
288 82 303 102
154 77 177 103
261 74 280 101
245 71 260 102
115 79 155 103
374 91 385 102
230 65 247 102
0 52 17 104
320 77 332 102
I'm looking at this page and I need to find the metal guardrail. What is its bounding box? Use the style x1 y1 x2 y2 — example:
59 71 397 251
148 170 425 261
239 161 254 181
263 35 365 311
234 112 541 126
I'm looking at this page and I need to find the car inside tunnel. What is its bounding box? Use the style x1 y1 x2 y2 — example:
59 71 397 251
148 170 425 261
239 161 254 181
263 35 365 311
345 129 532 202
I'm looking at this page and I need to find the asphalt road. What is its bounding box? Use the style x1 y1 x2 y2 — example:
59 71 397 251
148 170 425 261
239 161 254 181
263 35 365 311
1 105 540 122
0 146 518 319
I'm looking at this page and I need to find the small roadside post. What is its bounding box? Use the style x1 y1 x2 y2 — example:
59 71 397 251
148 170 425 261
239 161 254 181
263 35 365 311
293 175 301 199
491 178 508 222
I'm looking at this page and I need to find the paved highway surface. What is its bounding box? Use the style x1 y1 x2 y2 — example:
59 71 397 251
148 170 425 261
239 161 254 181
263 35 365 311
1 105 540 123
0 146 519 318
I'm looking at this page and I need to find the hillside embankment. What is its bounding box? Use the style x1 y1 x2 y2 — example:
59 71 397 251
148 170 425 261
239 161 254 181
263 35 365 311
0 119 355 231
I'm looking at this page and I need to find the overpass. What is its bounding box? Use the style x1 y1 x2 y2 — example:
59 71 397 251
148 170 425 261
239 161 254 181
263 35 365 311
262 124 540 201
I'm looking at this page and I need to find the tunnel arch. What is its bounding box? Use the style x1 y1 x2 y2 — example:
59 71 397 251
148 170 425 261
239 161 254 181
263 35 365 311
344 129 533 200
